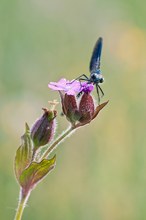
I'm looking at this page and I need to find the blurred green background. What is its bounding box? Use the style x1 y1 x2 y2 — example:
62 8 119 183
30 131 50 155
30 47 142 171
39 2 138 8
0 0 146 219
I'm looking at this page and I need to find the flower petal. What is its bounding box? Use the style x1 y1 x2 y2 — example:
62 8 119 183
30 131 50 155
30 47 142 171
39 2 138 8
80 82 94 93
48 78 81 95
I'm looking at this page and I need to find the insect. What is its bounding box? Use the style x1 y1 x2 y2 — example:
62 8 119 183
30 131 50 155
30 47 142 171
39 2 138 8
77 37 104 104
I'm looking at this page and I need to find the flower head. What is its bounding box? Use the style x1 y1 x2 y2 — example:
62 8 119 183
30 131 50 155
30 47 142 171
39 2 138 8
48 78 108 127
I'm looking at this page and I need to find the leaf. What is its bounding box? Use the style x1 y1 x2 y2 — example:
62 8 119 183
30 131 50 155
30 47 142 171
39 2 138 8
14 123 33 182
19 155 56 190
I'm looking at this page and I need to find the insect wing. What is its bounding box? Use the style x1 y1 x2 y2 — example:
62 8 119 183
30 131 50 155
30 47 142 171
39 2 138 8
89 37 103 73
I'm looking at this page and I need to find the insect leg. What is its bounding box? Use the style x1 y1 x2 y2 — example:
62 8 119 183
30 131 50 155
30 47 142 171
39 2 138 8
74 74 89 81
98 84 104 97
77 77 91 98
75 76 91 92
67 74 89 89
79 77 90 81
96 84 100 105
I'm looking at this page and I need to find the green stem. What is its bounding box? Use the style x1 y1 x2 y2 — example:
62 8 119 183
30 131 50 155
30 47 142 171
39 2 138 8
41 126 75 159
14 189 30 220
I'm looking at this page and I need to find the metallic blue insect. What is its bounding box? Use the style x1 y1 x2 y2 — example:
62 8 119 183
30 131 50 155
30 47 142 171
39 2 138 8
77 37 104 104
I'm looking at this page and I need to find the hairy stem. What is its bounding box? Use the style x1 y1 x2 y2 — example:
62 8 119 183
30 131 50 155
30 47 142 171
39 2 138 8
41 126 75 159
14 126 75 219
14 189 30 220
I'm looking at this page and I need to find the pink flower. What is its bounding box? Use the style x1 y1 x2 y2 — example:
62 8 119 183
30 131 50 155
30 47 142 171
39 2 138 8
48 78 94 95
80 82 94 93
48 78 108 127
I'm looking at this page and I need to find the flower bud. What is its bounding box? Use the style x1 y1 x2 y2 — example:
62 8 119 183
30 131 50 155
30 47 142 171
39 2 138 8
63 94 80 123
31 108 57 150
79 93 95 123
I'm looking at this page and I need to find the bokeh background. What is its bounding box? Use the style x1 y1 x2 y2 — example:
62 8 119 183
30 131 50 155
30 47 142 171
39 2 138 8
0 0 146 219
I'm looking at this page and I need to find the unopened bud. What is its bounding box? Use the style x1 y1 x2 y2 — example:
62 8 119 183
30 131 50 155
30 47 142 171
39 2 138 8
62 94 81 123
31 108 57 150
79 93 95 123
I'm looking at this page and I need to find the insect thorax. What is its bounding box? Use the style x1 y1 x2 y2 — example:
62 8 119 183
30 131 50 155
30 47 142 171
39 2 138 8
90 70 104 83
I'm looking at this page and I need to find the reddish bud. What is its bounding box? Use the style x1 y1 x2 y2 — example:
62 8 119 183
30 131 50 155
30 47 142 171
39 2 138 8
31 108 56 150
64 94 80 123
60 92 80 124
79 93 95 123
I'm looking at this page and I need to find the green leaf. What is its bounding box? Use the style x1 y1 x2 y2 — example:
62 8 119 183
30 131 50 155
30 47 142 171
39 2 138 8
19 155 56 190
14 123 33 182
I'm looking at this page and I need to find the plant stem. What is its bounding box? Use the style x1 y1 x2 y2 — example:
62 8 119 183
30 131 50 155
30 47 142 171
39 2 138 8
14 126 75 219
15 189 30 220
41 126 75 159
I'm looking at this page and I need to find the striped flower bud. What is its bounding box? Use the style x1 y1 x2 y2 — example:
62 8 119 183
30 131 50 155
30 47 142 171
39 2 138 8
79 93 95 123
31 108 57 150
